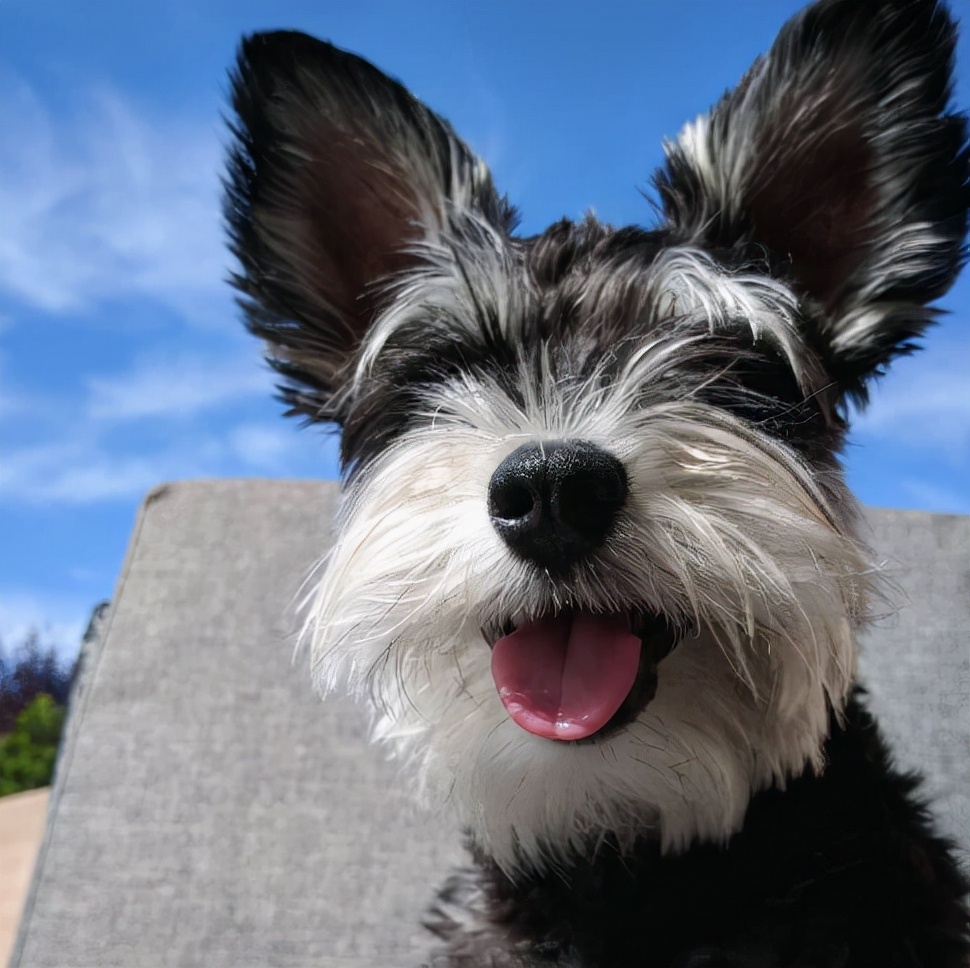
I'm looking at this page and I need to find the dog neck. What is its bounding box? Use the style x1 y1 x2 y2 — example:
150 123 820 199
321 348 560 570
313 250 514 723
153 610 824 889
429 691 969 966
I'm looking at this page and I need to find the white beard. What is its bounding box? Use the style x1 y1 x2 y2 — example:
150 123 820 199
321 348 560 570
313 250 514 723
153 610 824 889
304 363 875 874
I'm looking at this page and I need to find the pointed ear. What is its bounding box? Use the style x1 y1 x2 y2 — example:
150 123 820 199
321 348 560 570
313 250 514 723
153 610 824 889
657 0 969 395
225 32 516 422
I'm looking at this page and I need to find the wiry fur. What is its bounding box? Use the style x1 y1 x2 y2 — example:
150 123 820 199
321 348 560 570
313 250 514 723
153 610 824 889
657 0 968 400
310 367 869 870
225 1 970 964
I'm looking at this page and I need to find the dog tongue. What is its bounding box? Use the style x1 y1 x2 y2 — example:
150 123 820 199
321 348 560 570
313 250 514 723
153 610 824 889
490 613 641 741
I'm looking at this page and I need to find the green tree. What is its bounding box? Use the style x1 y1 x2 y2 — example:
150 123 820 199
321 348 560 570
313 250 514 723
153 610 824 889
0 629 76 731
0 693 66 796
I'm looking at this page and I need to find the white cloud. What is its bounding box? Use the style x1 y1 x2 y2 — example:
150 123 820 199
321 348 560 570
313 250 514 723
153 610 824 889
851 344 970 461
229 423 297 469
86 352 273 422
228 420 341 471
0 385 33 419
0 590 91 663
0 407 337 506
0 73 229 324
0 437 178 504
22 457 178 504
899 479 970 516
1 432 336 505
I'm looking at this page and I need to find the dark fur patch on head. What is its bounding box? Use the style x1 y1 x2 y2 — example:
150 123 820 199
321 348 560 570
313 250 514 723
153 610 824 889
337 221 840 477
656 0 969 400
225 0 969 450
224 31 516 422
224 8 970 961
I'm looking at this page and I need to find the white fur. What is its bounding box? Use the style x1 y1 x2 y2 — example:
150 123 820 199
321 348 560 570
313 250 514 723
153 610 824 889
355 211 531 382
666 37 953 362
357 241 824 399
304 342 875 874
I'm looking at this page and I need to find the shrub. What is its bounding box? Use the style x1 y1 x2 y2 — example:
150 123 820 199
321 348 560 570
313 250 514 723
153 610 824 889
0 693 66 796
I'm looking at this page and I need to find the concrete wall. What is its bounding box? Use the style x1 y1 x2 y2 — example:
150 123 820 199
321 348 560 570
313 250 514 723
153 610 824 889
11 481 969 967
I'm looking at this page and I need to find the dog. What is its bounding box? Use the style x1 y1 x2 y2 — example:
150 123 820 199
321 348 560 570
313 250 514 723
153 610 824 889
224 1 969 964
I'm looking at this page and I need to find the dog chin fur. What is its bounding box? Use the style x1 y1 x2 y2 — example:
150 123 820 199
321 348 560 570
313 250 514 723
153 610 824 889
307 371 871 873
225 0 970 962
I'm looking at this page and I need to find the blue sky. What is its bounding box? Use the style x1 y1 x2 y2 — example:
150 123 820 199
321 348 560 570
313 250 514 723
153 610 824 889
2 0 968 662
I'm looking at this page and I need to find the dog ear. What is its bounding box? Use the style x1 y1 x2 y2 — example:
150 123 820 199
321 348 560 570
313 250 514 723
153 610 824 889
225 32 515 422
656 0 969 400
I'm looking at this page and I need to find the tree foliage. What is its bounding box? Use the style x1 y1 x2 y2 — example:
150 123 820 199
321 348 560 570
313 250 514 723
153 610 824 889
0 630 75 732
0 694 66 796
0 629 78 796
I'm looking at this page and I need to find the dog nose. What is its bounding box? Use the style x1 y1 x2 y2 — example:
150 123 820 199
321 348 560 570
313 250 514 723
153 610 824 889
487 440 627 572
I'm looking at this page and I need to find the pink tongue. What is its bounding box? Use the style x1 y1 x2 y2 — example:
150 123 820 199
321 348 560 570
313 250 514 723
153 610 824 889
490 613 641 741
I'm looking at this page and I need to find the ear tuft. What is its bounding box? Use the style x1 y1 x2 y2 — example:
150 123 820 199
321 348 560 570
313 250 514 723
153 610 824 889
224 32 515 422
656 0 970 394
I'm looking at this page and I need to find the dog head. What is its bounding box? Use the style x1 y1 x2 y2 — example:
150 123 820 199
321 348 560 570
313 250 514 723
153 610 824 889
226 0 968 873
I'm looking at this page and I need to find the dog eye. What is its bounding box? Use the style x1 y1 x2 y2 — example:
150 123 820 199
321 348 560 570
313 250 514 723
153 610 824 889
693 350 827 448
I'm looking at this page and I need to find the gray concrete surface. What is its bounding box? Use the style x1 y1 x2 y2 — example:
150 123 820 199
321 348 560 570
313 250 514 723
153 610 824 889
10 481 969 967
857 509 970 870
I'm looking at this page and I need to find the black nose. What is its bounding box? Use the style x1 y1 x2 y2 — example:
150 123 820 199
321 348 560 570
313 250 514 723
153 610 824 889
487 440 628 572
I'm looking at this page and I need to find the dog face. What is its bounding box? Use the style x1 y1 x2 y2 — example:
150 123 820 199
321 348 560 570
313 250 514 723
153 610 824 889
226 2 968 872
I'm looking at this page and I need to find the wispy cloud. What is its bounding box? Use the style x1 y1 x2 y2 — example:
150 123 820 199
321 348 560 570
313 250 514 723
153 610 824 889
900 479 970 516
0 72 228 323
4 433 229 505
0 589 91 662
1 426 336 505
1 437 191 504
230 422 306 469
228 420 340 471
1 353 337 505
86 352 273 422
851 343 970 462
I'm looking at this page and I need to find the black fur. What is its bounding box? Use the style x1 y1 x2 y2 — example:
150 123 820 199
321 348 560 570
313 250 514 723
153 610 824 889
336 223 841 477
427 695 968 967
656 0 970 404
224 1 970 964
224 30 516 425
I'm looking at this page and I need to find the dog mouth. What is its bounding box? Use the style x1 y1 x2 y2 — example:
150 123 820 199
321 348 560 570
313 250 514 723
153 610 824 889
485 609 678 742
